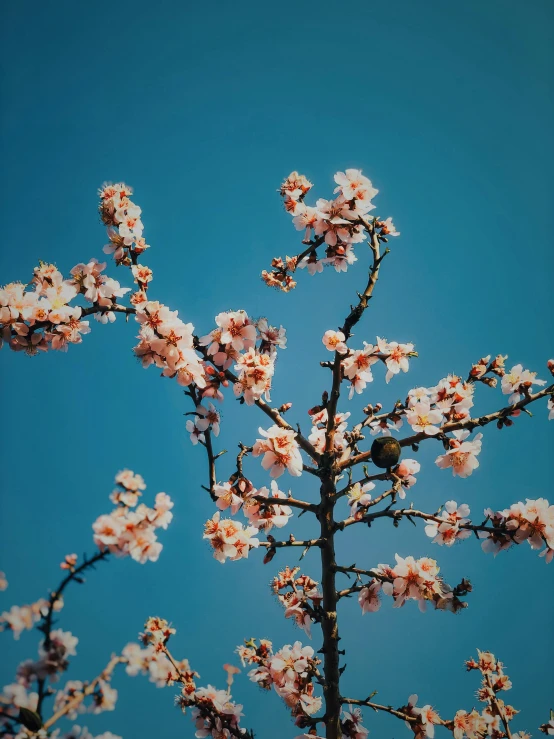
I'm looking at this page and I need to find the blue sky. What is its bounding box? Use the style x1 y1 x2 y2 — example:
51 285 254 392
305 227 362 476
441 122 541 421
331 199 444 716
1 1 553 737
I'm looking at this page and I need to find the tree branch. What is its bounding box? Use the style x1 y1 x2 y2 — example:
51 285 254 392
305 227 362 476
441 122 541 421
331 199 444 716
36 550 110 716
342 384 554 469
42 654 123 730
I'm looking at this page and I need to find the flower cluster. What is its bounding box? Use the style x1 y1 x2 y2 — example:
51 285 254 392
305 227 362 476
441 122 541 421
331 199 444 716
471 355 552 421
344 458 421 518
253 425 303 478
479 498 553 563
214 477 293 532
0 598 63 640
368 409 404 436
501 363 546 405
122 640 189 688
347 481 375 518
0 628 80 729
358 554 470 614
134 618 248 739
339 707 370 739
341 342 379 398
435 430 483 478
263 170 399 290
187 687 246 739
460 650 519 739
401 694 442 739
199 310 255 369
272 566 322 637
133 300 205 389
308 409 351 456
203 512 260 563
238 638 322 720
52 667 119 720
98 182 149 263
405 374 474 434
394 458 422 493
0 258 130 355
233 347 274 406
195 312 286 407
186 402 221 445
424 502 473 546
93 471 173 564
322 335 416 398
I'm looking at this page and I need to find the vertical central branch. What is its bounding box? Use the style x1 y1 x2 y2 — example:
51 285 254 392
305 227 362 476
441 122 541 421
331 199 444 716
319 222 383 737
319 467 341 739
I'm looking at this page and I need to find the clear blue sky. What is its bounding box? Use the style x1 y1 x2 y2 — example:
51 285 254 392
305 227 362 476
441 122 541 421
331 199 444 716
1 1 553 737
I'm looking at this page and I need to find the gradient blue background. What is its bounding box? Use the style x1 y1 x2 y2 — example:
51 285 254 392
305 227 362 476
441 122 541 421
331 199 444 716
1 1 553 737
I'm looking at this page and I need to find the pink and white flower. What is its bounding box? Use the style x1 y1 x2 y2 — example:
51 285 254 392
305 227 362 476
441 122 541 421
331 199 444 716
405 399 443 435
322 330 348 354
435 430 483 478
253 425 303 478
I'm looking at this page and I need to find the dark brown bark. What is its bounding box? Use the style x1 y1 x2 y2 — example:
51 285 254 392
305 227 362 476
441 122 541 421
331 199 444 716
319 467 341 739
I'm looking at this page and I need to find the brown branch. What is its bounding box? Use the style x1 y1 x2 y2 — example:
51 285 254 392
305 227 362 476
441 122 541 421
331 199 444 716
342 695 454 729
24 304 136 338
342 696 417 723
334 565 384 599
484 673 514 739
186 386 219 502
340 221 385 341
335 506 520 543
325 223 384 454
0 709 23 726
316 223 388 739
342 383 554 469
162 645 254 739
259 538 323 549
252 495 319 513
253 394 320 462
268 235 327 281
334 471 389 500
42 654 123 730
195 345 321 463
36 550 110 716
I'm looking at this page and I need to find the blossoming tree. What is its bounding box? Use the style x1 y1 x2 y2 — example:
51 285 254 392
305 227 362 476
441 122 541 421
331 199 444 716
1 171 553 739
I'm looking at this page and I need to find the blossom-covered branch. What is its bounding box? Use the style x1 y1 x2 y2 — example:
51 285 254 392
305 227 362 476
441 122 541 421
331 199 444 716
3 168 552 739
343 380 554 471
1 470 172 737
128 617 254 739
342 649 540 739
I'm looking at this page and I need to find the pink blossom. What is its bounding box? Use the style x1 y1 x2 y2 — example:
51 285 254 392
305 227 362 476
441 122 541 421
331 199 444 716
347 481 375 517
186 418 206 445
322 330 348 354
501 363 546 404
405 399 443 435
253 425 303 478
435 430 483 478
376 336 415 383
215 310 257 352
358 581 382 614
